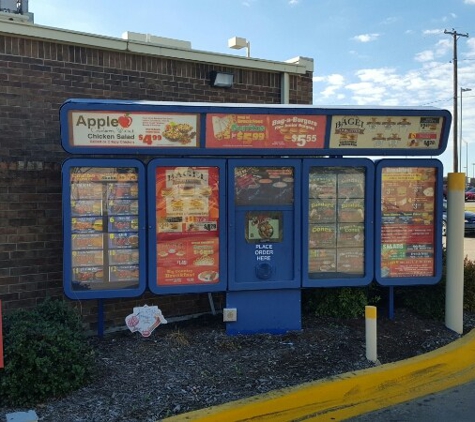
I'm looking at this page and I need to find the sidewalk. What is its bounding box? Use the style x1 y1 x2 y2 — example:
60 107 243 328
165 329 475 421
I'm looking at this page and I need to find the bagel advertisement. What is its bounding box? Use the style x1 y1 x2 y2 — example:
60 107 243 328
155 166 220 286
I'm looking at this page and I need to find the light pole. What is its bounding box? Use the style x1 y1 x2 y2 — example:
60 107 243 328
460 87 472 175
228 36 251 57
464 140 469 185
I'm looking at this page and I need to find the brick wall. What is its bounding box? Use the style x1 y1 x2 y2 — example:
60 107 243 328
0 33 313 331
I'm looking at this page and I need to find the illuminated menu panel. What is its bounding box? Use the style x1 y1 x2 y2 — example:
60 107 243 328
380 167 436 278
155 166 220 286
307 167 366 277
69 167 140 291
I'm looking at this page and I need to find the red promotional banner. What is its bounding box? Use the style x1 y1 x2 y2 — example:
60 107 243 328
155 166 220 286
205 114 326 149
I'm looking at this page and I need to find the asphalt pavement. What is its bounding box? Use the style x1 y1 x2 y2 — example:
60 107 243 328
347 380 475 421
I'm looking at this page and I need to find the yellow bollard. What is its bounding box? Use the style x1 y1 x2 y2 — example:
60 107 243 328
365 305 377 362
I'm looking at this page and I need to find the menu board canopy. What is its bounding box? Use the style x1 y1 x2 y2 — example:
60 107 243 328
60 99 451 157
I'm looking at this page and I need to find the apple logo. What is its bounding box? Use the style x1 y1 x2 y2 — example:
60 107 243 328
118 114 133 128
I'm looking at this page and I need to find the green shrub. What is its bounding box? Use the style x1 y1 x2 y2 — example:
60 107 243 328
0 299 94 406
463 257 475 313
399 281 446 320
303 285 380 319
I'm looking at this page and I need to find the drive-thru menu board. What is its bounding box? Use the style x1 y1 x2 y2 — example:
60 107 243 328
64 161 145 298
379 166 436 278
155 166 220 286
307 166 366 277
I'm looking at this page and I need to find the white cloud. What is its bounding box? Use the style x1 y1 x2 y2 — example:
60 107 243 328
355 68 397 84
352 33 380 43
320 86 341 98
313 74 345 100
465 38 475 58
315 63 453 108
434 39 451 56
380 17 398 25
288 0 299 5
423 29 444 35
464 0 475 4
327 74 345 86
415 50 435 62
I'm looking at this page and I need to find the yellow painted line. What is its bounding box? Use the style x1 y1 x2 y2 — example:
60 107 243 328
164 329 475 421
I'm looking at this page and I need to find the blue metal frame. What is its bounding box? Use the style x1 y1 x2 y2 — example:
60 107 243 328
146 158 227 294
60 99 451 157
227 158 302 291
374 159 444 286
302 158 375 287
62 158 147 299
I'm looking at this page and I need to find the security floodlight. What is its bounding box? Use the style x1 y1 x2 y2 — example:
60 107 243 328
209 71 234 88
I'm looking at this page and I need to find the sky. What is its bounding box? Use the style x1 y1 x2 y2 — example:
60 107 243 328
26 0 475 176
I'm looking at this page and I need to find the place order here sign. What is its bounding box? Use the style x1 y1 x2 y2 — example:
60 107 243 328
66 110 445 151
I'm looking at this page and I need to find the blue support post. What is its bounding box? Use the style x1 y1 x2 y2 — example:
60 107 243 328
97 299 104 338
388 286 395 320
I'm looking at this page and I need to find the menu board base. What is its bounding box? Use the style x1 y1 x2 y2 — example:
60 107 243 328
225 290 301 335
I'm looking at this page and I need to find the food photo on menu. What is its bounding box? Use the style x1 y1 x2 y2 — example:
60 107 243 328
234 166 294 205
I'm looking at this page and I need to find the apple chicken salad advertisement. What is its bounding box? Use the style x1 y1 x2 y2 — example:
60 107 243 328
308 167 366 276
69 167 140 290
155 167 220 286
69 111 199 148
380 167 436 278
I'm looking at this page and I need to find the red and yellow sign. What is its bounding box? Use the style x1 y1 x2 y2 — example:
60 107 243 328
205 114 326 149
155 166 220 286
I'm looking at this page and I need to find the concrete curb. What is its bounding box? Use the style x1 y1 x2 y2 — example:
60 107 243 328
164 329 475 421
